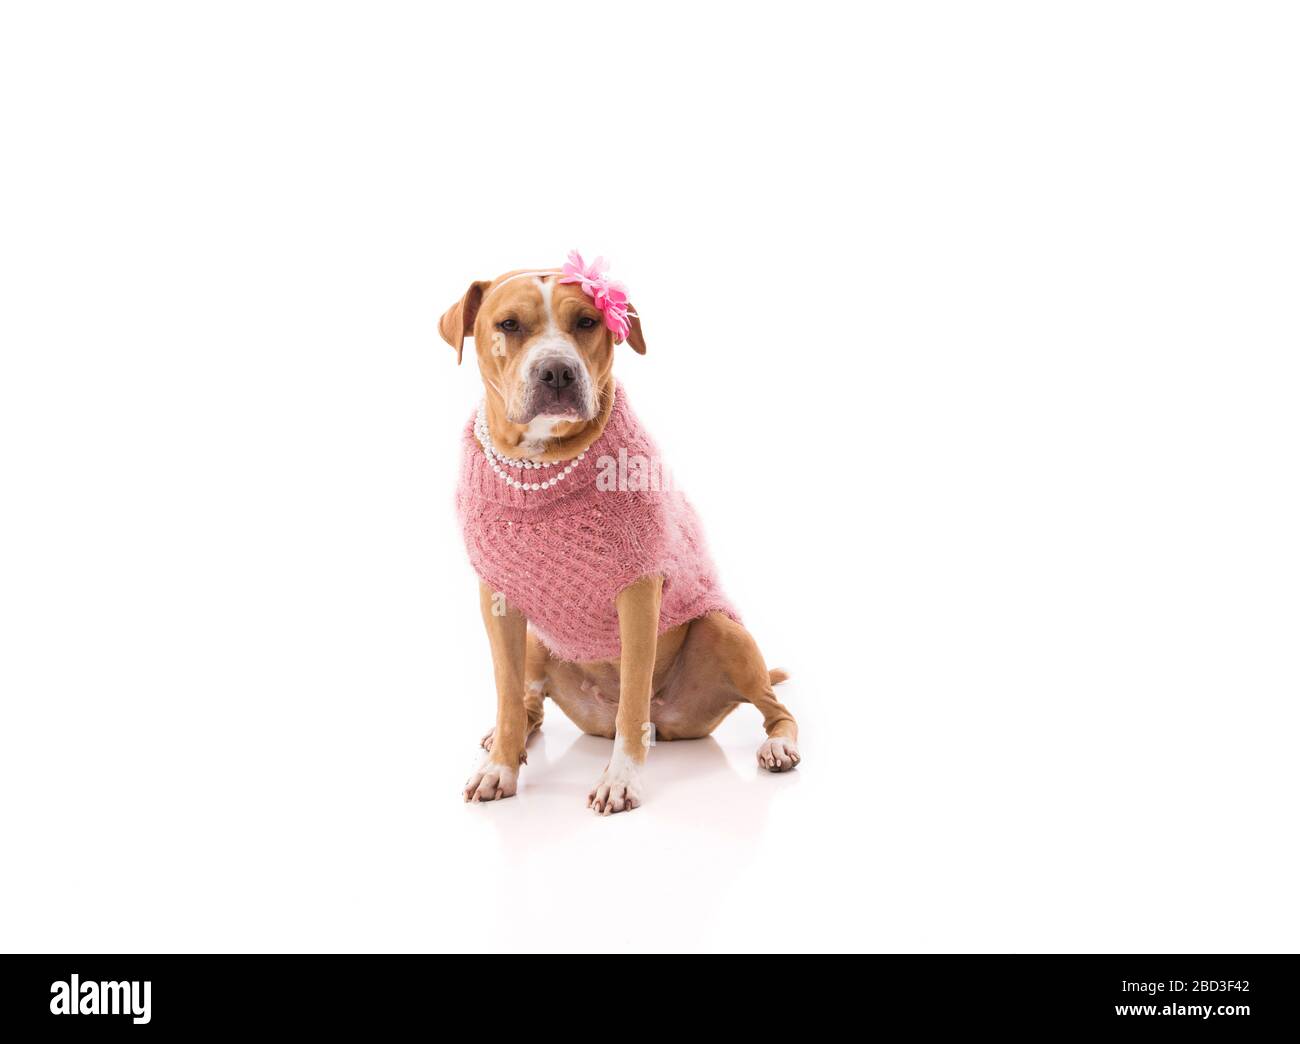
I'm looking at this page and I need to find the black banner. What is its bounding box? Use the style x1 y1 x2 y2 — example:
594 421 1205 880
1 956 1293 1033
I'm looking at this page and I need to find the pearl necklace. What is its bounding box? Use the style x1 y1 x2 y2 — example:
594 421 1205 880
475 404 587 491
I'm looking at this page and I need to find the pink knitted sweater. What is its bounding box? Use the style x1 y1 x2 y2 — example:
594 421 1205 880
455 384 736 662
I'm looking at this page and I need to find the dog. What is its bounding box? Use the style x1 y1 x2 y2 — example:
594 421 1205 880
440 253 799 814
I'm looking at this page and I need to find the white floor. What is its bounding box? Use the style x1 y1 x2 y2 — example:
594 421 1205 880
11 628 1296 955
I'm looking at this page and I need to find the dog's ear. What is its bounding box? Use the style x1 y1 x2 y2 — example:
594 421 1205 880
438 280 489 365
623 304 646 355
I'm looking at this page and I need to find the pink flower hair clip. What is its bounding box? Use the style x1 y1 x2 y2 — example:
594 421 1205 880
559 250 634 342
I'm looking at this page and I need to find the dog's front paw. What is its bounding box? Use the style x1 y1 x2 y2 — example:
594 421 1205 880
587 756 643 816
757 737 800 772
464 758 518 803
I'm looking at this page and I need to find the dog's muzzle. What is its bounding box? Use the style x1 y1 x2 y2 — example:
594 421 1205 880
513 351 593 423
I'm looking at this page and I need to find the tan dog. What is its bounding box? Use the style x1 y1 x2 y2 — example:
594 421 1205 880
440 267 799 814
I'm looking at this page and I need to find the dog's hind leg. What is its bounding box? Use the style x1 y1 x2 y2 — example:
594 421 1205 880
749 673 800 772
479 631 548 753
720 629 799 772
652 613 800 770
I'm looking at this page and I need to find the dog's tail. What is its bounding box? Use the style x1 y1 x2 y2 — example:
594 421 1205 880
768 668 790 686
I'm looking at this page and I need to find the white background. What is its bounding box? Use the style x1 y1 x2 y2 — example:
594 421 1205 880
2 2 1297 954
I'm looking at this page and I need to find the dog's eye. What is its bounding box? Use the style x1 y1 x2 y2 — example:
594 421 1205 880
497 318 519 332
576 316 598 330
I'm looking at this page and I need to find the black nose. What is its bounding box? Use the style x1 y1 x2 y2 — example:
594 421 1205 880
538 362 576 389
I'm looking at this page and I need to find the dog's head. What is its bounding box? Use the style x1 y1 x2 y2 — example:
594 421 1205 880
439 266 645 436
